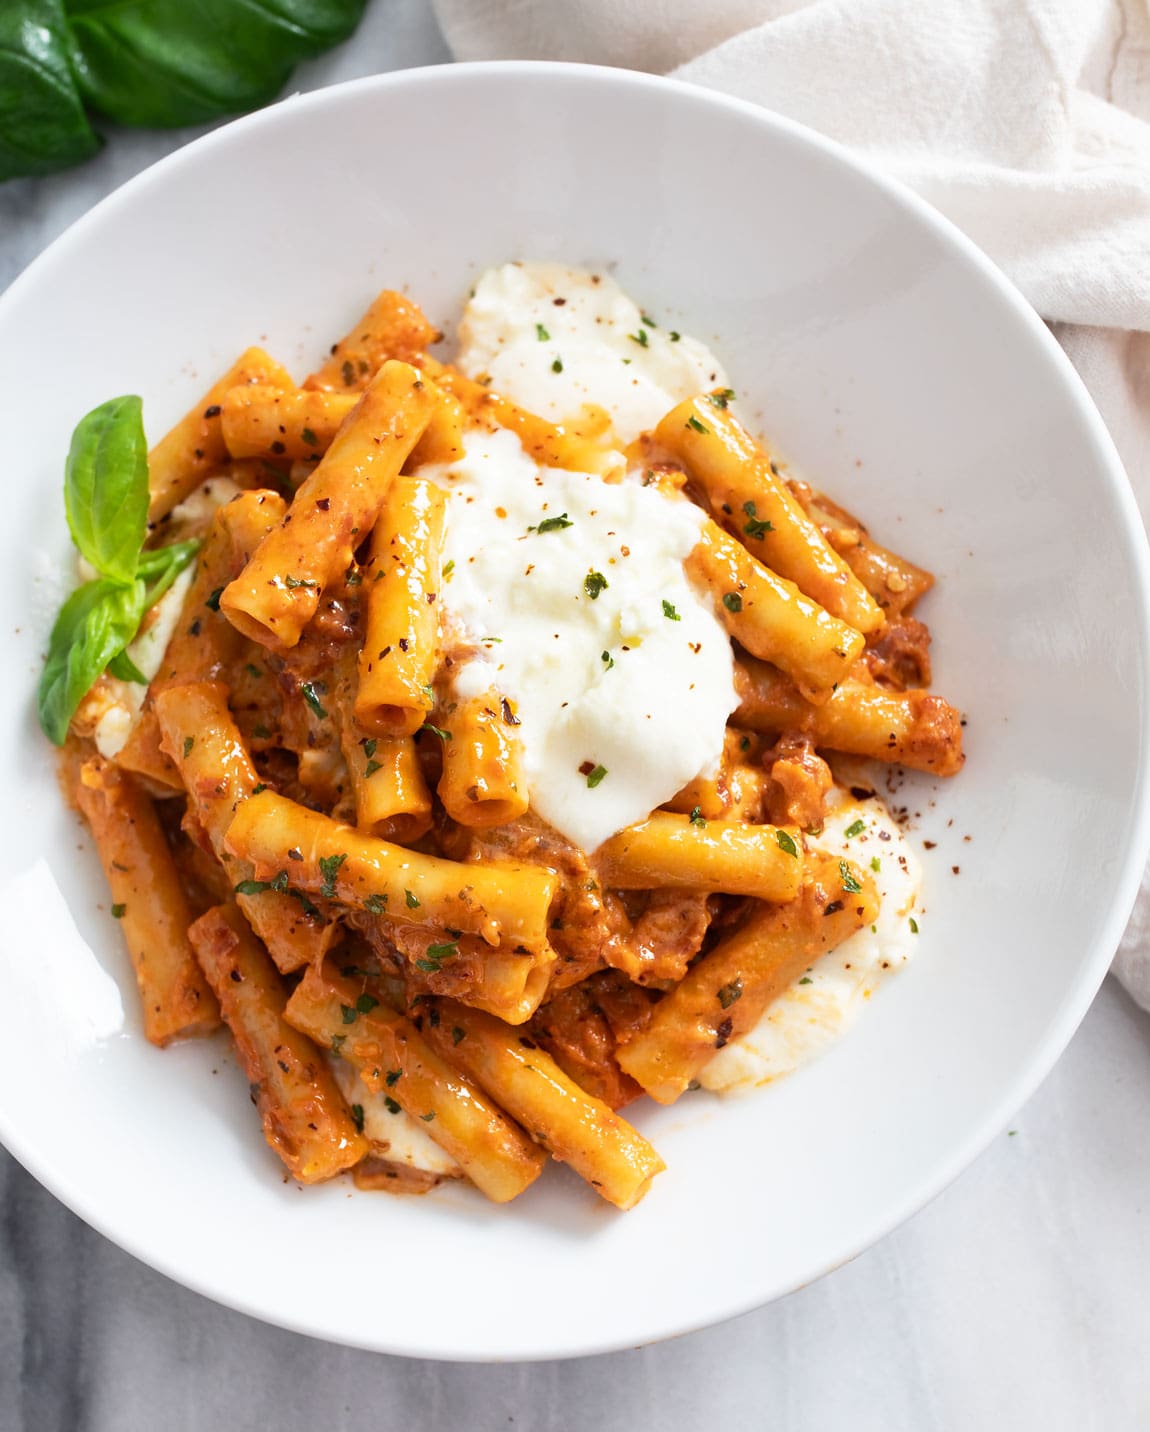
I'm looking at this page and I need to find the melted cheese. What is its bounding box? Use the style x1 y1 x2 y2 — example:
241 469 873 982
700 793 922 1092
329 1057 460 1176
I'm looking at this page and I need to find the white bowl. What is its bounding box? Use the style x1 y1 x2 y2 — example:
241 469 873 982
1 62 1147 1362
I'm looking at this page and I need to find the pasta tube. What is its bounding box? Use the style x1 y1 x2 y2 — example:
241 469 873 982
423 1000 665 1210
341 730 433 843
735 657 965 776
75 757 219 1046
423 358 618 475
284 965 545 1202
148 347 292 524
154 682 337 972
595 810 803 902
224 790 556 951
618 852 879 1103
305 289 441 391
220 361 436 650
354 475 446 736
687 518 864 699
220 385 357 461
188 904 366 1182
117 489 287 789
655 396 884 634
437 689 530 829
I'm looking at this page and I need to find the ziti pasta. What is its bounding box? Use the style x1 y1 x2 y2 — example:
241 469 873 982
41 261 962 1208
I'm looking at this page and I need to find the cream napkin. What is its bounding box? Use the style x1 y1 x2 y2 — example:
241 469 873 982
431 0 1150 1009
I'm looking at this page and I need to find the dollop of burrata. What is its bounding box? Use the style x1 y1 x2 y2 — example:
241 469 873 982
421 427 738 852
457 262 729 445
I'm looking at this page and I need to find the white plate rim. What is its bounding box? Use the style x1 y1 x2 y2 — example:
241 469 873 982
2 60 1149 1360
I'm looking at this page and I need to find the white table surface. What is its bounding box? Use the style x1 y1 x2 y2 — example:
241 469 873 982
2 4 1148 1427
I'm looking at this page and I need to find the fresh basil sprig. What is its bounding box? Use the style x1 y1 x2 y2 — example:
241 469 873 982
39 577 146 745
64 394 148 582
37 395 200 744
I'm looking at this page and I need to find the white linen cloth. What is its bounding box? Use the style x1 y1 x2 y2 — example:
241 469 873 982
431 0 1150 1010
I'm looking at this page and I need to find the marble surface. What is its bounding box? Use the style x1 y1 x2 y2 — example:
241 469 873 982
3 4 1150 1426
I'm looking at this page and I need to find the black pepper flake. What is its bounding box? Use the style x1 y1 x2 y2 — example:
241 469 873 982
823 900 844 916
715 1017 733 1049
501 697 520 726
315 497 330 511
203 404 221 418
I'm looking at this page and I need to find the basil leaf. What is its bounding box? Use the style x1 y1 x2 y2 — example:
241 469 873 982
0 0 101 181
138 538 199 606
66 0 370 129
107 649 147 684
37 576 145 745
64 395 148 584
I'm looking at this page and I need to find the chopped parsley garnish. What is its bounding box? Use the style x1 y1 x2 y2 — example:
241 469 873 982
330 1034 346 1054
355 993 378 1015
689 806 706 827
284 575 317 589
205 587 224 611
250 783 267 796
300 681 328 719
585 764 608 789
404 889 420 909
339 1004 357 1025
706 388 736 409
363 894 387 915
420 1111 435 1122
110 903 126 919
535 322 550 341
350 1103 365 1133
234 872 289 896
909 916 920 934
551 358 563 373
641 313 656 327
839 860 863 894
421 722 452 741
775 830 799 858
722 592 743 613
601 650 615 670
798 976 813 985
452 1026 465 1046
584 571 608 600
685 414 709 434
528 513 573 534
318 852 346 898
742 501 774 539
301 426 318 447
662 599 681 621
870 856 882 873
362 738 377 758
416 941 459 973
364 760 382 778
245 663 261 679
182 736 195 757
384 1096 401 1114
669 331 681 342
629 328 649 348
717 978 742 1009
443 559 455 577
385 1069 402 1087
844 818 866 839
